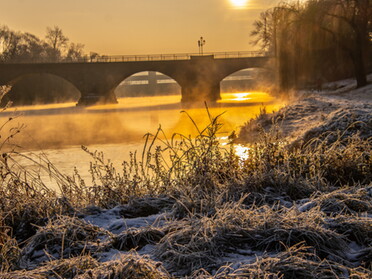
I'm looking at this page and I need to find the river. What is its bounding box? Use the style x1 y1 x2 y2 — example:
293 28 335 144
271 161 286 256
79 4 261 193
3 92 284 189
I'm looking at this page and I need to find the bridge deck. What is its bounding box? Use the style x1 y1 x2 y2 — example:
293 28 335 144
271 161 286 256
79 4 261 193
1 51 268 64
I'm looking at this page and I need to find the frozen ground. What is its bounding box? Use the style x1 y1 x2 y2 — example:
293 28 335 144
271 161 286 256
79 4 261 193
239 74 372 145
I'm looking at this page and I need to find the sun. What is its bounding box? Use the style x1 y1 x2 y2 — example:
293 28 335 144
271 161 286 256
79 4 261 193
230 0 249 9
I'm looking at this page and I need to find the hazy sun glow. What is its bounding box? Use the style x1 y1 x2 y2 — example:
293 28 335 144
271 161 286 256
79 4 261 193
230 0 249 9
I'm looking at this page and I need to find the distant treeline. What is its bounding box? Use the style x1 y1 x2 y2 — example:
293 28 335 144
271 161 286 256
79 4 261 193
0 25 86 63
0 26 86 105
250 0 372 89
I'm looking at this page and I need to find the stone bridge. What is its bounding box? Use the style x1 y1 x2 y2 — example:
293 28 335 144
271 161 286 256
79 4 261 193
0 52 270 105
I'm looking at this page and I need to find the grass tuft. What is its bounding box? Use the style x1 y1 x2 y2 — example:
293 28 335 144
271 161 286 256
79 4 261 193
20 216 112 267
75 252 170 279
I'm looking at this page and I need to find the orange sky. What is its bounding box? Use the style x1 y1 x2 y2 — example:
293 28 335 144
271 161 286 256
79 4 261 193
0 0 278 55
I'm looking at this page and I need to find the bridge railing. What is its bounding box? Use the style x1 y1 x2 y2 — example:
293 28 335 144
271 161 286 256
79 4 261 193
0 51 268 64
88 51 267 62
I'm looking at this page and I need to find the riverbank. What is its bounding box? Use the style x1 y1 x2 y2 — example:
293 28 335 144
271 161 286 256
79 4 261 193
239 74 372 145
0 77 371 278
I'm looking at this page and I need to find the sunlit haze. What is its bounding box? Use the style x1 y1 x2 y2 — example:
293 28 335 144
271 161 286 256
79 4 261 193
5 92 284 151
0 0 279 55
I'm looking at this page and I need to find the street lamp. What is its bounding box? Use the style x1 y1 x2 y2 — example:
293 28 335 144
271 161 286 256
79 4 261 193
198 36 206 55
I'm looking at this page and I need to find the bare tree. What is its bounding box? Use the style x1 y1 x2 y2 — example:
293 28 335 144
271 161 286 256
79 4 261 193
0 26 21 61
250 10 275 52
45 26 69 61
320 0 371 87
250 0 371 90
250 3 302 90
66 43 85 61
0 25 86 63
291 0 371 88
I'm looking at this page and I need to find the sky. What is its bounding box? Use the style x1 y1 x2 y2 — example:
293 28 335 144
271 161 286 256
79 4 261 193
0 0 279 55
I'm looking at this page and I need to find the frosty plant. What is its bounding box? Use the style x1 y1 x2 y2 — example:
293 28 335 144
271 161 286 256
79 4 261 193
79 105 242 211
153 107 241 196
0 86 23 151
0 86 62 247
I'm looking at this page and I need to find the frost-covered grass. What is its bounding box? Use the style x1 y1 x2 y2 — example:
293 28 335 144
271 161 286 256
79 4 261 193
0 85 371 278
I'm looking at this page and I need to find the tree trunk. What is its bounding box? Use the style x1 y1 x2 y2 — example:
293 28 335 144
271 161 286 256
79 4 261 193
351 27 368 88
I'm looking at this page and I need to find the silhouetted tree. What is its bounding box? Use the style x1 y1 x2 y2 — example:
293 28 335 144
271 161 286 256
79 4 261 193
250 0 372 90
45 26 69 61
0 26 23 62
318 0 371 87
89 52 100 62
0 25 87 63
251 10 275 52
0 25 86 105
66 43 85 61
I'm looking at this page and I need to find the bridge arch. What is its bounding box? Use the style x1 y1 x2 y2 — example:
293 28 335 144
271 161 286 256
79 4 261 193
1 73 81 106
113 71 181 99
220 67 272 93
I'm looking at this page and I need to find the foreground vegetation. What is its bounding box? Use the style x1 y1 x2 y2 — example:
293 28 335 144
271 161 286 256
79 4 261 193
0 89 371 278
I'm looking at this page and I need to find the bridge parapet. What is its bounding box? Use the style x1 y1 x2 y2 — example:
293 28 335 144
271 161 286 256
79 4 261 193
0 51 268 64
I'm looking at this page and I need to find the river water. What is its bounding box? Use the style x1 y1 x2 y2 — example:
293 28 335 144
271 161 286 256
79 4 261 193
3 92 284 189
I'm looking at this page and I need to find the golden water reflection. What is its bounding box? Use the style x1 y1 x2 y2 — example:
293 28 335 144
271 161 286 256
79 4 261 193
4 91 284 189
87 95 181 111
3 92 283 151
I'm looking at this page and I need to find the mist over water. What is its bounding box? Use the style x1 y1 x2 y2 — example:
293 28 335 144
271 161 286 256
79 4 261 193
4 92 284 188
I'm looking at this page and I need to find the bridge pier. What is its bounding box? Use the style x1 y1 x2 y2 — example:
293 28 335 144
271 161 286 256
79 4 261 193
180 55 222 104
181 81 221 103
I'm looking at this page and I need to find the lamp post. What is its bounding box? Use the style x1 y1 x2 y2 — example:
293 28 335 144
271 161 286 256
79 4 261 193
198 36 206 55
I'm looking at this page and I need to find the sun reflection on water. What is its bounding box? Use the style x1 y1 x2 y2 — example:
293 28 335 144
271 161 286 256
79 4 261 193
220 136 250 161
218 92 274 103
234 144 250 161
